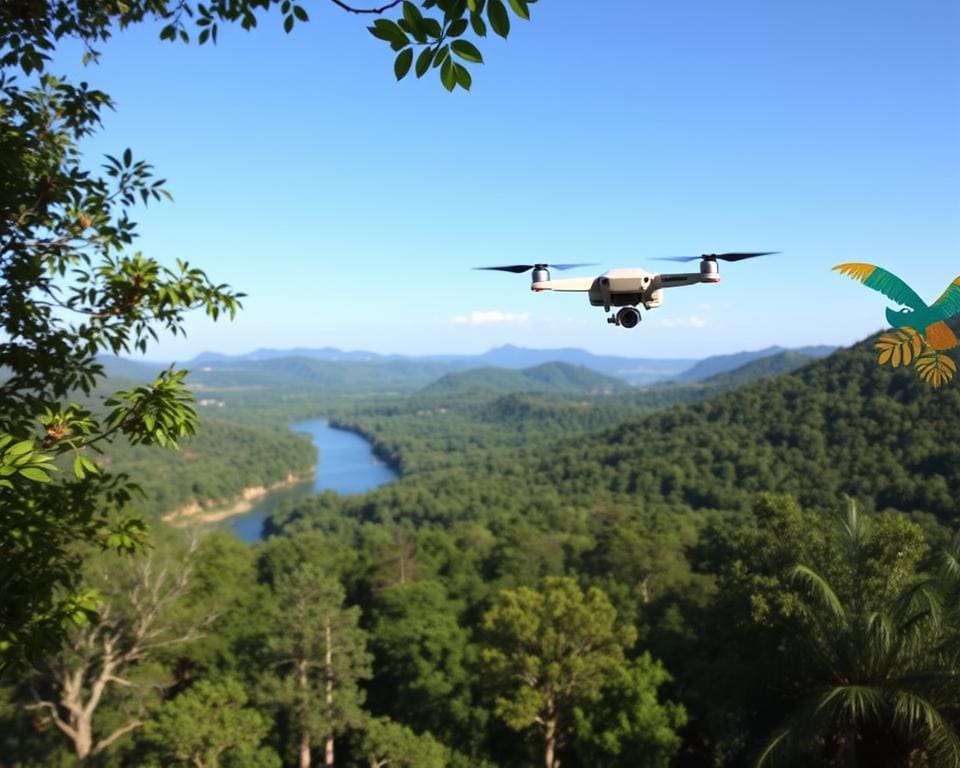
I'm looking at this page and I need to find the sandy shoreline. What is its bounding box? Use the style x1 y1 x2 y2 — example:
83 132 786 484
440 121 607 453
161 471 312 527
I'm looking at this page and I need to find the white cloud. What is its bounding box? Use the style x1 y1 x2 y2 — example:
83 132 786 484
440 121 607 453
660 315 708 329
450 310 532 326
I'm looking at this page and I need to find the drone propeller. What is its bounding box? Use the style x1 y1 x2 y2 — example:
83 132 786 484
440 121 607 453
654 251 780 263
474 262 597 274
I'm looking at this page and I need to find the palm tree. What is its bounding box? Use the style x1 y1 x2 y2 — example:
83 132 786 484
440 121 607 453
758 500 960 767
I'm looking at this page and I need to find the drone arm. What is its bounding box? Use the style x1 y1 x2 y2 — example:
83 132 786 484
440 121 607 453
654 271 718 289
531 277 597 292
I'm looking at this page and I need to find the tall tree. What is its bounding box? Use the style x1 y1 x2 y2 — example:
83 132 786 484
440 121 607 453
261 542 370 768
481 576 638 768
368 579 483 750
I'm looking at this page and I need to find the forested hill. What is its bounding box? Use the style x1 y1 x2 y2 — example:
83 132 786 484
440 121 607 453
418 362 630 396
100 417 316 516
540 326 960 519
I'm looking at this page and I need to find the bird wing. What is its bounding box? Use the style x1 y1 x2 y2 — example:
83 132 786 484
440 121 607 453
924 321 959 351
932 276 960 319
832 263 927 310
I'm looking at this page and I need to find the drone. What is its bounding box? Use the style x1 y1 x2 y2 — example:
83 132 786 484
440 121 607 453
476 252 778 328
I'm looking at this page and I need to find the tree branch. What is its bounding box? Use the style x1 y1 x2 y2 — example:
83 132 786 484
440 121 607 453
26 696 78 742
328 0 403 14
92 718 144 755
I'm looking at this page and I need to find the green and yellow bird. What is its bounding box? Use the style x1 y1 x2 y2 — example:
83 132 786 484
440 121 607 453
834 263 960 350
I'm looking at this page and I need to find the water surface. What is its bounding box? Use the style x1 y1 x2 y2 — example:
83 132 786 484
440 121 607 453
227 418 396 542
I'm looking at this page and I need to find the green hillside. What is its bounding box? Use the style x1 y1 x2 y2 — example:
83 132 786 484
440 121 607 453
539 329 959 519
418 362 630 397
100 417 316 517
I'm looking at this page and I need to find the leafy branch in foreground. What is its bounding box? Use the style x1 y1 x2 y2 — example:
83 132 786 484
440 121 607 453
1 47 242 670
369 0 537 91
1 0 536 92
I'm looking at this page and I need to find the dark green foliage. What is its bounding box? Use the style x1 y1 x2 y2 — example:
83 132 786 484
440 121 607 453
101 416 315 517
536 328 960 520
143 678 278 767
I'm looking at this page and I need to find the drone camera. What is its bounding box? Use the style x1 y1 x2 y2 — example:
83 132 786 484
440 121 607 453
609 306 641 329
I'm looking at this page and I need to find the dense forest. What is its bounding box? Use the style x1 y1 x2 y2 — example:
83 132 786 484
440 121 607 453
100 417 316 518
3 326 959 767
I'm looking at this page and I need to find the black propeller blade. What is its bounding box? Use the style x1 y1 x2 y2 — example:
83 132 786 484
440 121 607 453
474 263 597 273
654 251 780 263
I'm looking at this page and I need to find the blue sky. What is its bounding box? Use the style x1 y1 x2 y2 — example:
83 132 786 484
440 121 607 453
57 0 959 360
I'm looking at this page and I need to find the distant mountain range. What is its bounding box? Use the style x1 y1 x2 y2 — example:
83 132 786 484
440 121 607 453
419 362 631 397
99 343 838 390
672 345 837 381
184 344 695 386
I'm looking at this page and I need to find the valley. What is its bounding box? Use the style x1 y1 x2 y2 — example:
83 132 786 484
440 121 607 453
7 332 957 767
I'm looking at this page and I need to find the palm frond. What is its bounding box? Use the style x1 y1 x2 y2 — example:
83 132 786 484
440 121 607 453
756 727 792 767
841 497 867 555
866 611 896 658
791 565 846 626
890 690 960 767
943 535 960 579
817 684 884 727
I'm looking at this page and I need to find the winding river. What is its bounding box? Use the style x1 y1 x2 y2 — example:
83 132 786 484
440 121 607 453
226 418 397 543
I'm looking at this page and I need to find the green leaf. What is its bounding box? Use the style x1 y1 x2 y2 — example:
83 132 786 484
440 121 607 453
454 62 472 90
403 1 424 28
293 5 308 21
440 56 457 91
283 14 294 33
6 440 35 457
415 47 433 77
451 39 483 63
507 0 530 20
487 0 510 37
20 467 51 483
369 19 410 47
394 47 414 80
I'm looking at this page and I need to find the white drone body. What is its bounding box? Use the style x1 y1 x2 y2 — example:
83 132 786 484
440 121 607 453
478 253 774 328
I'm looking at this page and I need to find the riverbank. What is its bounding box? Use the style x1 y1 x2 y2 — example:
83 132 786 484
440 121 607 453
161 471 312 527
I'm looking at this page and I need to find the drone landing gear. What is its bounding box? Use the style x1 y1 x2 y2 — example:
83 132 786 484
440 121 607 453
607 307 642 329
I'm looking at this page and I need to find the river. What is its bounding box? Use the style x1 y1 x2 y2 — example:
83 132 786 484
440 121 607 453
226 418 397 543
